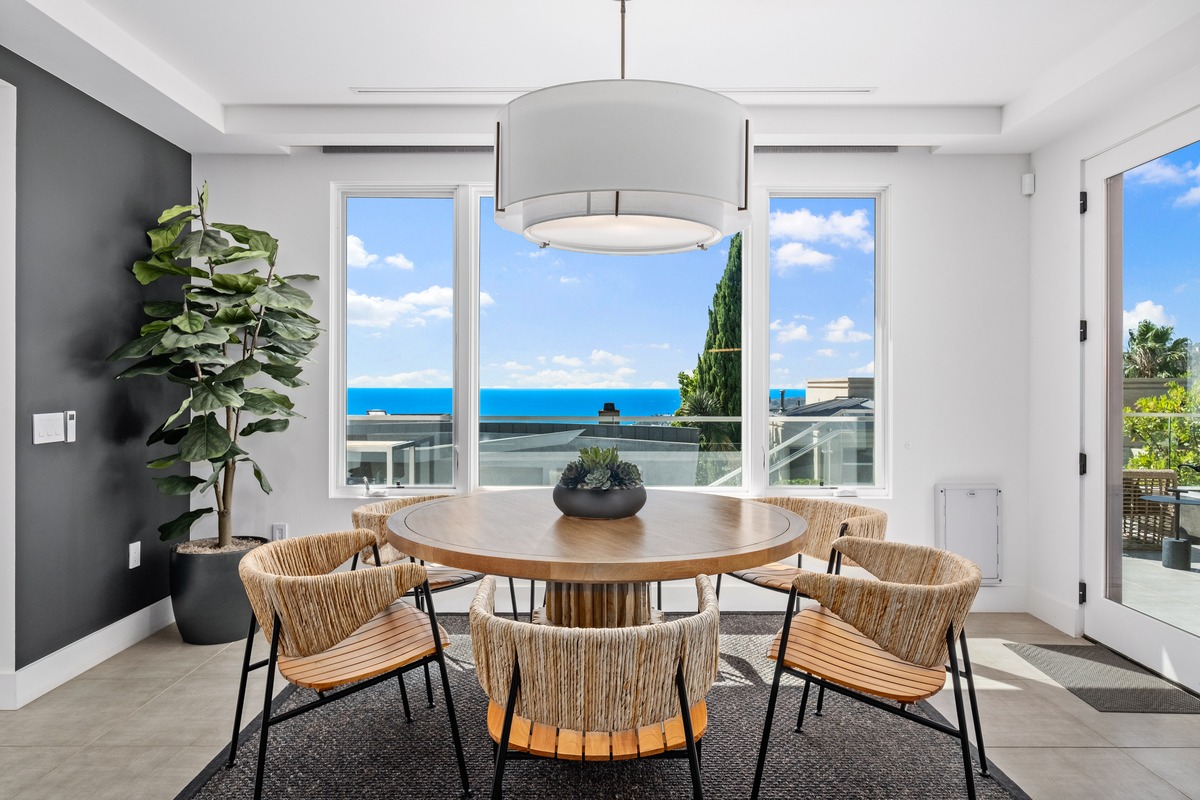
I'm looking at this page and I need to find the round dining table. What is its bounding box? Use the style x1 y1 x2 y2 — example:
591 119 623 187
387 488 806 627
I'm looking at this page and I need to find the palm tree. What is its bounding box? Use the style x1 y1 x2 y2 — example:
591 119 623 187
1124 320 1191 378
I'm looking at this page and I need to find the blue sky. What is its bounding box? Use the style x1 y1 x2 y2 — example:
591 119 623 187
344 195 877 391
1122 139 1200 347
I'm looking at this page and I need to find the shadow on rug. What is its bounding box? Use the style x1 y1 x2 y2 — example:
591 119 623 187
178 614 1027 800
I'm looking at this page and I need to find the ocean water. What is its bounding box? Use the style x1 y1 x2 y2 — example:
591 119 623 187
348 387 804 416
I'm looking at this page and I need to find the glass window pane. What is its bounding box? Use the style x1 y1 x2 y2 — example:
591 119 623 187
343 196 454 489
478 196 743 487
768 196 877 487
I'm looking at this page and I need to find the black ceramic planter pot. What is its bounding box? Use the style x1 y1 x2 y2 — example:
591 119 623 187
552 484 647 519
169 537 266 645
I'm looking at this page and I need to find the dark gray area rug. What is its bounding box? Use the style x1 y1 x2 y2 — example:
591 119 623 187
1006 642 1200 714
179 614 1026 800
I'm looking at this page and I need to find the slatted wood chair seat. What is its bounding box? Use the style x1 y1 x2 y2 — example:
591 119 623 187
767 606 945 703
485 699 709 761
278 600 450 692
726 498 887 595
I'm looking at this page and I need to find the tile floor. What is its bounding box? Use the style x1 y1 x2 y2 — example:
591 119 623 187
2 612 1200 800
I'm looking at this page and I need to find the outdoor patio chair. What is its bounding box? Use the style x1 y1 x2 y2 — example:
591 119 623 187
750 537 987 800
1121 468 1178 548
229 529 471 800
470 574 721 800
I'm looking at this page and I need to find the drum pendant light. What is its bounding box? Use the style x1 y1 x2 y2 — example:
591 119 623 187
495 0 751 255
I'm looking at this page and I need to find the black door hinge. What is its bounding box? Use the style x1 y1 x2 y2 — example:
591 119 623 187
1080 320 1088 342
1078 581 1087 604
1080 191 1088 213
1079 453 1087 475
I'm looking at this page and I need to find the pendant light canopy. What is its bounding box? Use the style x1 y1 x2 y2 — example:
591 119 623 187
494 3 751 255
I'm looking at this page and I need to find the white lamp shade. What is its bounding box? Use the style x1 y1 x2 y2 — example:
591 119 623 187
496 79 750 255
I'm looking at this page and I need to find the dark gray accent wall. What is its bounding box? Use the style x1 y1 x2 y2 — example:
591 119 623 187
1 46 191 668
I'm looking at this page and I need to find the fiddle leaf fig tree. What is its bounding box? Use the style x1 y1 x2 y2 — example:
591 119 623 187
108 184 320 547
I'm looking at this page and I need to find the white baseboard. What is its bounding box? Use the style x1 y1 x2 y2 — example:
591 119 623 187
0 598 175 709
1026 586 1083 636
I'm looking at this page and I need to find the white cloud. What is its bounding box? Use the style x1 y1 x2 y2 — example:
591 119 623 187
648 342 671 350
770 353 784 361
816 348 835 357
1175 186 1200 207
501 361 533 371
423 307 452 319
560 276 580 284
771 319 811 343
346 235 379 267
590 349 629 366
648 380 669 388
1123 299 1174 333
824 316 871 343
348 368 448 388
507 366 637 389
384 253 414 269
552 355 583 367
773 242 834 271
480 291 495 308
401 285 453 307
346 284 473 328
1126 158 1188 185
850 361 875 376
769 207 874 253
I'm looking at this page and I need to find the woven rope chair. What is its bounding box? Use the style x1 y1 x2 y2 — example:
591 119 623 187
470 574 721 800
229 529 471 800
1121 469 1178 548
751 538 988 800
718 497 887 595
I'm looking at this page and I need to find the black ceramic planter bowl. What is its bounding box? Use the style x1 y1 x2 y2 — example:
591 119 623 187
169 537 266 645
552 484 647 519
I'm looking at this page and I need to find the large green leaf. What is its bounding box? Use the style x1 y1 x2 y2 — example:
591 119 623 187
157 508 213 541
147 219 189 253
147 422 189 447
249 460 273 494
146 453 180 469
260 362 306 387
211 272 266 293
210 249 272 267
168 347 233 367
261 311 320 341
115 355 176 379
139 319 172 336
160 326 234 350
143 300 184 319
175 229 231 260
132 259 203 285
198 466 222 494
157 204 197 224
178 413 232 461
186 288 256 307
281 273 319 282
107 330 164 362
211 306 257 327
240 388 297 417
153 475 205 495
239 417 289 437
190 381 244 412
253 282 312 311
169 310 206 334
214 358 260 383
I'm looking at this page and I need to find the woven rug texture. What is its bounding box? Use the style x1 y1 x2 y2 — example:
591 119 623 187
181 614 1025 800
1006 642 1200 714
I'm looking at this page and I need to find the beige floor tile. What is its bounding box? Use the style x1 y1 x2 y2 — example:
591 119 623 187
1124 748 1200 799
0 677 176 747
0 746 80 797
14 745 220 800
986 747 1190 800
928 677 1114 748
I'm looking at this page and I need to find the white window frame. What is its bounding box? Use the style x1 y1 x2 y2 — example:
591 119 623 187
329 181 889 498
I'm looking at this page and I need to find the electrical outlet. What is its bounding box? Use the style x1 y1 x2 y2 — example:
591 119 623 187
270 523 288 541
128 542 141 569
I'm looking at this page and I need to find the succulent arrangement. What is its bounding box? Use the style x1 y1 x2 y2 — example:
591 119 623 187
557 446 644 490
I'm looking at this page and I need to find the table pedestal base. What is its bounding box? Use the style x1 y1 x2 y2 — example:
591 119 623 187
1162 537 1193 570
542 581 657 627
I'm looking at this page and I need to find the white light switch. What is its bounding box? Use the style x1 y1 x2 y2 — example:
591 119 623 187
65 410 76 442
32 412 65 444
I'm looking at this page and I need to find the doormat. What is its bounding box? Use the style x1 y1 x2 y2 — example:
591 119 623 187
1006 643 1200 713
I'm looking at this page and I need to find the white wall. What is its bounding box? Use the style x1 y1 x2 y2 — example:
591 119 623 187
1 80 17 691
193 146 1032 613
1029 64 1200 634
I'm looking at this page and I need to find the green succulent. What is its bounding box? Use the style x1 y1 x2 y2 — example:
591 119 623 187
557 446 644 490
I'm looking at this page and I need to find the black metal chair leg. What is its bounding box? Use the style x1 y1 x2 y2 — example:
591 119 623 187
658 581 663 611
815 684 826 715
675 662 704 800
397 672 413 722
947 627 978 800
751 588 798 800
226 614 258 767
350 552 359 570
423 582 472 798
508 576 519 621
794 677 811 732
529 580 537 622
424 662 435 708
493 659 521 800
959 631 989 776
252 617 282 800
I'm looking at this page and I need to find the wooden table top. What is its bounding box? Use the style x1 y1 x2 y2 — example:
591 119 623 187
387 488 807 583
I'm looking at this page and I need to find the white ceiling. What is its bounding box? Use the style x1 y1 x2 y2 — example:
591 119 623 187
2 0 1200 155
